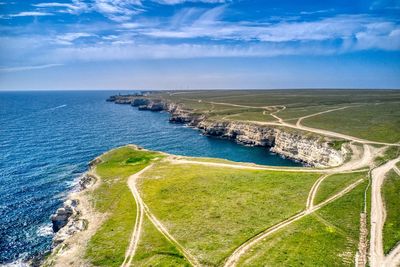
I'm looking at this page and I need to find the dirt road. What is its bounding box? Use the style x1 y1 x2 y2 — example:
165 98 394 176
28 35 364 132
370 157 400 267
122 165 153 267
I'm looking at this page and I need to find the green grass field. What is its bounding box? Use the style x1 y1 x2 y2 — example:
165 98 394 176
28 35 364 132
131 216 190 266
302 103 400 143
139 162 320 266
84 147 162 266
314 172 367 205
238 180 367 266
382 170 400 254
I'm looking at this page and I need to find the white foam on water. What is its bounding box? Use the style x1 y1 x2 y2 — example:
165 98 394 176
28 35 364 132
36 223 54 237
2 257 29 267
50 104 67 110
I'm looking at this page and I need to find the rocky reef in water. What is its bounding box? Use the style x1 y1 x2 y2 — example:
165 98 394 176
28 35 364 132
107 95 347 167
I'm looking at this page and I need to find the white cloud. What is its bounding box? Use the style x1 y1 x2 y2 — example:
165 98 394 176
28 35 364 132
33 0 89 14
94 0 144 22
154 0 226 5
55 32 94 45
9 11 53 17
0 64 63 72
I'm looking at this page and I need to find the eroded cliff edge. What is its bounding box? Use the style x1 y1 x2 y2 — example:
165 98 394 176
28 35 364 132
108 95 347 167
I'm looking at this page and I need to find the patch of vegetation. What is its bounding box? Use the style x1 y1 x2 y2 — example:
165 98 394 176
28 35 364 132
375 146 400 166
131 216 190 266
238 180 367 266
84 147 162 267
314 172 367 205
139 163 320 266
382 170 400 254
302 103 400 143
328 140 348 151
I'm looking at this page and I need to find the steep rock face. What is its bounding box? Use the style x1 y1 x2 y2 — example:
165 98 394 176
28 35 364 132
116 97 346 167
271 131 344 167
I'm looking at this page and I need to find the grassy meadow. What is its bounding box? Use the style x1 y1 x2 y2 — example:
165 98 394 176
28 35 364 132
238 180 367 266
314 172 368 205
139 162 320 266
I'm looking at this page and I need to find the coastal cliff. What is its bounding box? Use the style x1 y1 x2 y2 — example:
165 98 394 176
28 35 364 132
110 95 346 167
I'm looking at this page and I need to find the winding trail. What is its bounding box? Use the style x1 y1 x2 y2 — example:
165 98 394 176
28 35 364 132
121 165 153 267
125 163 201 267
370 157 400 267
306 174 329 210
295 106 352 128
223 178 365 267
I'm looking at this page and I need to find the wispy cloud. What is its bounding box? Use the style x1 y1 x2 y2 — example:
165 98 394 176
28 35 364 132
55 32 95 45
94 0 144 22
0 64 63 72
33 0 89 14
154 0 226 5
8 11 54 17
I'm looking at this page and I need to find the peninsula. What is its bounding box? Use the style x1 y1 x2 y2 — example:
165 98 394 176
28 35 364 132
45 90 400 267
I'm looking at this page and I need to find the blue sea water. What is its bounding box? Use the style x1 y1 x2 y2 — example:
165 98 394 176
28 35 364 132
0 91 301 264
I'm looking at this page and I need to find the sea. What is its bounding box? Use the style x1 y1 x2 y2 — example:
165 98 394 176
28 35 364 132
0 91 301 264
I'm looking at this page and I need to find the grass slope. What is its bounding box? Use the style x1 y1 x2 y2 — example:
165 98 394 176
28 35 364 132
139 162 320 266
84 147 162 266
382 170 400 254
238 180 367 266
314 172 367 205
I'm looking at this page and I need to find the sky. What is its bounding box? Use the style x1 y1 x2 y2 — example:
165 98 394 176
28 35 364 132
0 0 399 90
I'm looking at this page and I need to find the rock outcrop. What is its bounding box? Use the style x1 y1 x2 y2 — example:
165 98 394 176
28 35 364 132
108 95 347 167
50 169 98 246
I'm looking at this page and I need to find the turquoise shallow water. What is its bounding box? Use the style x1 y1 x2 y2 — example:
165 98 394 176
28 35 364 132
0 91 301 264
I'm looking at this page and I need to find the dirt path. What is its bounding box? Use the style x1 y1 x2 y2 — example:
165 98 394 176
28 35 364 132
385 243 400 267
172 158 368 174
125 164 201 267
306 174 329 210
223 178 365 267
370 157 400 267
122 165 154 267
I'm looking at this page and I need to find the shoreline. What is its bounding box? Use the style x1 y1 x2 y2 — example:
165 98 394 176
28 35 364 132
108 95 348 168
40 157 103 267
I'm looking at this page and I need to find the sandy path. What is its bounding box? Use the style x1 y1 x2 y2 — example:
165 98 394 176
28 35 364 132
370 157 400 267
122 165 154 267
223 178 365 267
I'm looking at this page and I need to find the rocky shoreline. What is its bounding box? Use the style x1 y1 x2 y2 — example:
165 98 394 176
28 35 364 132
50 172 96 246
38 159 100 266
107 95 347 167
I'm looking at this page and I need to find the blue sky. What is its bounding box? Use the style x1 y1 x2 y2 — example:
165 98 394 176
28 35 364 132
0 0 399 90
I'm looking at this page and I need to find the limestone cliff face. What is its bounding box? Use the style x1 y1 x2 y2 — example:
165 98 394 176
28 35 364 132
110 96 346 167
